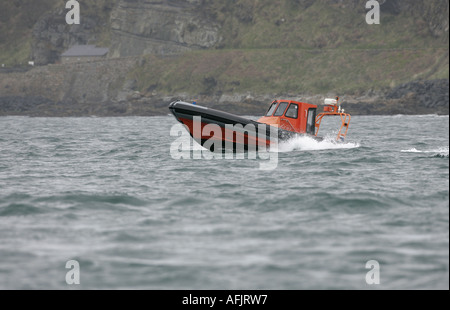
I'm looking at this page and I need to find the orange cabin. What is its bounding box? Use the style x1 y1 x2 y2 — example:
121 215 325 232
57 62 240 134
258 100 318 135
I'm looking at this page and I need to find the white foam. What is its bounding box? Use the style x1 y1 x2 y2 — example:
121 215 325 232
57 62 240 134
401 148 422 153
391 114 447 119
401 147 449 156
277 135 360 153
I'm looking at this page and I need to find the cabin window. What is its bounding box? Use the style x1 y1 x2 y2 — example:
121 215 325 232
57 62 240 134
285 104 299 119
274 102 289 117
306 108 317 134
266 102 278 116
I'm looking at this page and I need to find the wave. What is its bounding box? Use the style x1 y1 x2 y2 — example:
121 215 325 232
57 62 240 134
0 193 149 217
401 147 449 157
277 135 360 153
379 114 447 118
0 203 45 217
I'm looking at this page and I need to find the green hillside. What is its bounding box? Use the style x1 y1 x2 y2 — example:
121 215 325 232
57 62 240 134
0 0 448 96
131 48 448 96
0 0 57 65
208 0 448 50
130 0 449 95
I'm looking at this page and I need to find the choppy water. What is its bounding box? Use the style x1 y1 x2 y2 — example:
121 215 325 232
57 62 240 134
0 114 448 290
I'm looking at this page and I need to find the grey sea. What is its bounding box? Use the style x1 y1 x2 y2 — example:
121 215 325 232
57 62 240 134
0 114 448 290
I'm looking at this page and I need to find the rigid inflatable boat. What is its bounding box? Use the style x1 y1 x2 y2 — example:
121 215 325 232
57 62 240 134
169 98 351 152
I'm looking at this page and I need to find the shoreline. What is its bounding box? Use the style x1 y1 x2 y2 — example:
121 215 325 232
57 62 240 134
0 92 448 117
0 102 448 117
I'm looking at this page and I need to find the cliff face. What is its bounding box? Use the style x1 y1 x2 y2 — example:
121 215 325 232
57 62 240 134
0 57 139 105
380 0 449 37
24 0 449 63
31 12 98 65
29 1 116 65
0 0 448 116
419 0 450 37
106 0 449 57
109 0 221 57
28 0 222 62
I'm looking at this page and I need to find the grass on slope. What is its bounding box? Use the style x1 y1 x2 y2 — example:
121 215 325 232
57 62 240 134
208 0 448 50
130 48 449 96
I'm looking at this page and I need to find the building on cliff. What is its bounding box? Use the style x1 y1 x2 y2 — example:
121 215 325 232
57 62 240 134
61 45 109 64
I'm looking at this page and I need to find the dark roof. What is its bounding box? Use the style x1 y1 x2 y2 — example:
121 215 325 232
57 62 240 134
61 45 109 57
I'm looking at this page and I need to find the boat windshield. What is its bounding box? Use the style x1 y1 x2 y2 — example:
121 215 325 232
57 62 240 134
285 103 298 119
266 102 278 116
274 102 289 116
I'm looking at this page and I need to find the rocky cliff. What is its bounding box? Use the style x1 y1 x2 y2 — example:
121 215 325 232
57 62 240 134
31 12 98 65
27 0 223 63
30 1 116 65
0 0 448 116
21 0 448 64
109 0 221 57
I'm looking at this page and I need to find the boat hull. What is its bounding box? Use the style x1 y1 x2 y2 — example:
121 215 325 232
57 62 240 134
169 101 320 152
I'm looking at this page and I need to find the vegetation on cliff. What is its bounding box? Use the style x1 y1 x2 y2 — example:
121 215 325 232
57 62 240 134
0 0 448 115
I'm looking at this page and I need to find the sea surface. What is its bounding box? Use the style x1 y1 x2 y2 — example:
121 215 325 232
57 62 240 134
0 114 448 290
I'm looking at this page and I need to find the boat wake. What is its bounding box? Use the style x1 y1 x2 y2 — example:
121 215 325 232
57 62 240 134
401 147 449 158
278 135 360 153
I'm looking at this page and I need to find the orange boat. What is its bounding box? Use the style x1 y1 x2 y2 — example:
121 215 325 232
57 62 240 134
169 97 351 151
